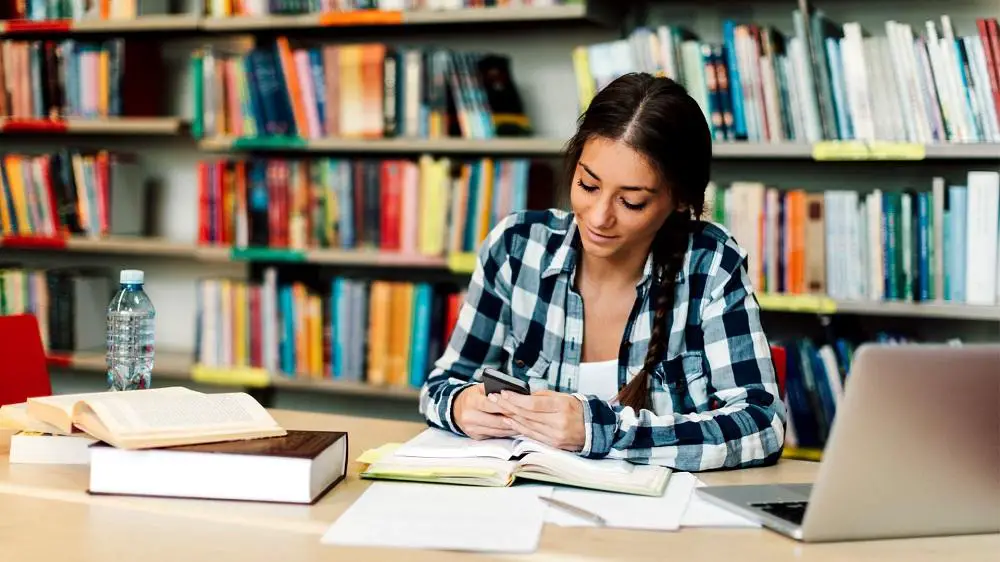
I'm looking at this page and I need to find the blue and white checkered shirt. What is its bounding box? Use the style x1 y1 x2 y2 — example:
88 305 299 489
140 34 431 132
419 209 786 471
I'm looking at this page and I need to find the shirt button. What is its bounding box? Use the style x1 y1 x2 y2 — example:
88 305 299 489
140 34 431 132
515 359 526 368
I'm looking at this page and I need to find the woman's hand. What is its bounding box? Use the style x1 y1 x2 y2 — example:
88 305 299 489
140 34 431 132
493 390 586 452
453 384 520 440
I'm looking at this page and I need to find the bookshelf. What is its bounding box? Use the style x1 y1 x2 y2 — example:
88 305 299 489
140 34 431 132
1 2 998 438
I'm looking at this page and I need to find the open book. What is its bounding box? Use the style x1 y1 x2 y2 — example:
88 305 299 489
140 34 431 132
360 428 671 497
25 387 286 449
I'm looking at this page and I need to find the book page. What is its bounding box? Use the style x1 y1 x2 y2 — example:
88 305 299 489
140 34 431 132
0 403 70 435
393 427 516 460
27 388 197 433
82 390 280 436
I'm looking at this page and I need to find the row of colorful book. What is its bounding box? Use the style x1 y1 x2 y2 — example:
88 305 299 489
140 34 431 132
2 0 163 20
774 333 964 453
706 171 1000 306
0 150 145 239
194 268 466 387
196 156 530 255
0 39 163 120
192 39 529 140
203 0 577 17
0 265 111 353
574 14 1000 144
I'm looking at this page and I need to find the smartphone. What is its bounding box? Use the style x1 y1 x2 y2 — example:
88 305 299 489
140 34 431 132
482 367 531 396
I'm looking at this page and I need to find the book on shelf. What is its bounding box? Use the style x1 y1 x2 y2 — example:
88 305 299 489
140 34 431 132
359 427 672 497
771 333 965 454
191 37 531 141
706 171 1000 306
0 151 148 239
0 38 165 120
202 0 578 17
22 386 287 449
0 265 112 353
195 266 465 388
3 0 171 20
88 429 349 504
573 11 1000 144
196 156 531 255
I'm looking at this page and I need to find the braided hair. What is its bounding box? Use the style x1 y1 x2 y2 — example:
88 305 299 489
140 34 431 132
563 73 712 412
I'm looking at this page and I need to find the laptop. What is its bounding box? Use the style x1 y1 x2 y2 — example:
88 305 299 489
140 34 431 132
698 343 1000 543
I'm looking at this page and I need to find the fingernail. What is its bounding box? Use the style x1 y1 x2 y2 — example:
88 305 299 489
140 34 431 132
488 394 498 403
500 391 509 400
504 418 514 427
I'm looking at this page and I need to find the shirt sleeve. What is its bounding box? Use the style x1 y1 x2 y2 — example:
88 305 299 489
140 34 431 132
575 251 787 471
419 216 515 435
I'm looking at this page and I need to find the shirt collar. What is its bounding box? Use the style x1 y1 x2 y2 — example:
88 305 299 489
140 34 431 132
541 215 663 289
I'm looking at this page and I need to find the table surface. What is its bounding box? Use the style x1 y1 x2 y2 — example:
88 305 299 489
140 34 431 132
1 410 997 562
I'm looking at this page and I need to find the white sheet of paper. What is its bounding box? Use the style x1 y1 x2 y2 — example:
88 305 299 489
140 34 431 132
680 479 761 528
544 471 698 531
321 482 552 553
393 427 516 460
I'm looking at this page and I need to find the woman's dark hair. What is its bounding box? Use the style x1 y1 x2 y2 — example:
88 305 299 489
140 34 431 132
563 73 713 412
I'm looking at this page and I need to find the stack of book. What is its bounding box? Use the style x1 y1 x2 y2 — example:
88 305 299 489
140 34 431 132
0 40 164 120
196 156 530 255
0 386 348 504
2 0 171 20
0 151 147 239
192 38 529 140
705 171 1000 306
574 13 1000 144
0 265 112 353
195 266 465 387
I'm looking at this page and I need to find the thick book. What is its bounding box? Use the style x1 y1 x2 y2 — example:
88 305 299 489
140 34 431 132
25 387 287 450
360 428 672 497
89 430 348 504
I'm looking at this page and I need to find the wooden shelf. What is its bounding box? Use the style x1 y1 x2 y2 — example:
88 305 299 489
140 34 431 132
199 135 566 155
200 5 613 31
47 350 421 401
199 137 1000 160
758 294 1000 321
0 15 201 35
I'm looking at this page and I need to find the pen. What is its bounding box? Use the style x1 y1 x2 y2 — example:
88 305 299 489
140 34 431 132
539 496 607 526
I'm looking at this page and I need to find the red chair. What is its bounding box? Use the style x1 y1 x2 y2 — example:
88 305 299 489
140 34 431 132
0 314 52 406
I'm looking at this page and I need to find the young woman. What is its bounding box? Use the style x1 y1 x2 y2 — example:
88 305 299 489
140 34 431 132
419 73 786 472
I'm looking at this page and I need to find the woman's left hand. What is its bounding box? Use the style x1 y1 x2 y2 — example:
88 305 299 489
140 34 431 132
491 390 586 452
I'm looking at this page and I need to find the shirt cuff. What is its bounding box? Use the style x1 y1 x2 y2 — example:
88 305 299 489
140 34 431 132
574 393 617 458
442 381 478 436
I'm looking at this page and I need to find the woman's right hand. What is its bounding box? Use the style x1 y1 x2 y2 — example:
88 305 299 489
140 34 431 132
453 384 519 440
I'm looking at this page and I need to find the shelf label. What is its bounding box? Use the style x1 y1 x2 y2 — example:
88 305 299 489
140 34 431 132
757 294 837 314
231 136 308 150
2 119 69 134
812 141 925 161
3 20 72 34
447 252 477 273
192 364 271 387
231 247 306 262
320 10 402 26
1 235 67 249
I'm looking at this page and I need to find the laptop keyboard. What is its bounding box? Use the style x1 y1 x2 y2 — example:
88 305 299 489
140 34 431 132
751 501 808 525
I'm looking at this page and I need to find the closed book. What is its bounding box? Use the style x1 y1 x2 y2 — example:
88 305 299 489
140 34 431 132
9 431 98 465
89 430 348 504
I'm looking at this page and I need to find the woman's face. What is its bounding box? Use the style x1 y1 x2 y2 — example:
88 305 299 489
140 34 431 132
569 136 678 261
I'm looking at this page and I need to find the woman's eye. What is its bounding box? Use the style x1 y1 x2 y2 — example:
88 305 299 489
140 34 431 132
576 179 598 192
621 199 648 211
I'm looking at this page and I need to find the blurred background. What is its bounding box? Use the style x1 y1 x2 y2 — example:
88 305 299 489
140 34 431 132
0 0 997 459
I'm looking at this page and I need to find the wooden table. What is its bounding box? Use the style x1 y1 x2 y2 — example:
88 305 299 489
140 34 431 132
1 410 997 561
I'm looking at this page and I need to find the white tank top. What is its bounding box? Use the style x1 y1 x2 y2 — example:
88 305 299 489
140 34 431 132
576 359 620 402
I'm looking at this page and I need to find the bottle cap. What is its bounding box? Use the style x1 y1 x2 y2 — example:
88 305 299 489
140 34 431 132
120 269 144 284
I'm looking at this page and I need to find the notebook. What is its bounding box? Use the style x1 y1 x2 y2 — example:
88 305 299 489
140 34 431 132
360 428 671 497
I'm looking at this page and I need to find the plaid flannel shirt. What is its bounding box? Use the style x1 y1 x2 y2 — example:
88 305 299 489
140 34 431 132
419 209 786 471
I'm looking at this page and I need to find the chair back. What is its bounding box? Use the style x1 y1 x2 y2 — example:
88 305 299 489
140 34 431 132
0 314 52 406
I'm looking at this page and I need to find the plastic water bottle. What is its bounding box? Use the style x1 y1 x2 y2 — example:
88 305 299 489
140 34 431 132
106 269 156 391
